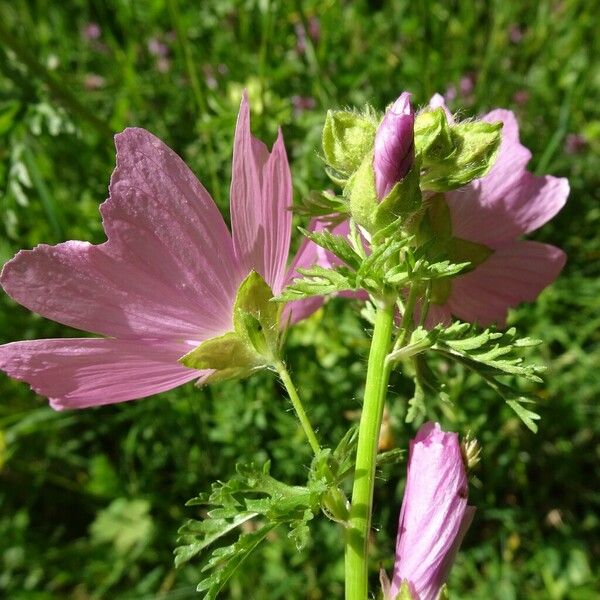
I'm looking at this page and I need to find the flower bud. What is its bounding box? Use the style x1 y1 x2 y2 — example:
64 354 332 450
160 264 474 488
373 92 415 199
386 422 475 600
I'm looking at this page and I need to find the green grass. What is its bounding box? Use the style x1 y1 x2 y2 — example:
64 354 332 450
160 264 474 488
0 1 599 598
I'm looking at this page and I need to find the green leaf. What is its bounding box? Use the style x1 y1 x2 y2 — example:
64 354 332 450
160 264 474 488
300 226 363 270
293 190 349 219
506 399 541 433
277 265 356 301
90 498 153 556
355 236 412 292
176 460 339 597
429 322 545 431
195 525 277 600
174 512 257 568
434 324 544 382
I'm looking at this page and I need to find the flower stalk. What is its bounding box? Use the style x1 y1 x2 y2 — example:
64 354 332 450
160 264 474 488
345 302 395 600
275 360 322 455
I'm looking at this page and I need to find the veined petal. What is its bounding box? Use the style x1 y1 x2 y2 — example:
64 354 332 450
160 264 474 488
0 338 200 409
422 303 452 329
446 110 569 246
230 92 293 295
391 423 472 600
445 241 566 326
1 129 241 340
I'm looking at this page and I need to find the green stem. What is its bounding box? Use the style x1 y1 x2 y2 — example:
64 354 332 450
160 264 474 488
275 361 321 455
345 303 395 600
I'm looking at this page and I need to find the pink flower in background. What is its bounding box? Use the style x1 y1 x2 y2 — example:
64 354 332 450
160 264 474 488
512 89 530 106
564 133 587 155
426 98 569 327
82 22 101 41
444 85 457 103
291 95 316 116
373 92 415 199
459 73 476 97
0 93 317 410
307 16 321 42
83 73 105 91
509 24 524 44
383 422 475 600
147 37 169 58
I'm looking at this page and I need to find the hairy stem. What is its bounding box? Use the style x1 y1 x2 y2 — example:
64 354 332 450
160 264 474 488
275 361 321 455
345 303 395 600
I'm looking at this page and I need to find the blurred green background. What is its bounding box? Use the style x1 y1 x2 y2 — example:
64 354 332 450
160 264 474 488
0 0 599 598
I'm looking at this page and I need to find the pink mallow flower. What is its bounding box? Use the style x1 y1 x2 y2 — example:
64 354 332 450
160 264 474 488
373 92 415 199
425 96 569 327
383 422 475 600
0 93 317 409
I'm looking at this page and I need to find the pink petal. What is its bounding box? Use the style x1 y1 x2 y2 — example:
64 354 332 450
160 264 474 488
230 92 293 295
391 423 472 600
445 241 566 326
446 110 569 246
1 129 241 341
422 303 452 329
0 338 200 409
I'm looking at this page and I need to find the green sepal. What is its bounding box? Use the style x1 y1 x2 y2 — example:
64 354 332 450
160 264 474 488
322 108 377 180
374 163 423 231
436 584 450 600
414 107 454 162
421 120 503 191
346 149 379 231
347 153 422 235
233 270 281 356
395 580 416 600
179 271 281 382
180 332 262 371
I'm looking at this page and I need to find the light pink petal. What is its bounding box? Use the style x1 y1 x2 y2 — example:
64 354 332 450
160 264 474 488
230 92 293 295
1 129 241 341
391 423 471 600
446 110 569 245
434 505 476 590
444 241 566 326
0 338 200 409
